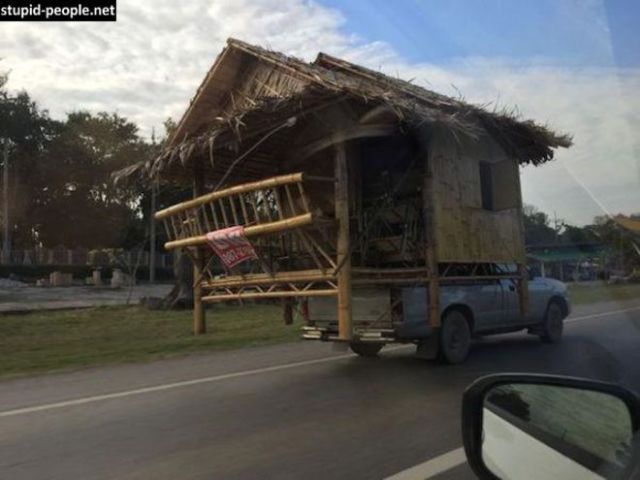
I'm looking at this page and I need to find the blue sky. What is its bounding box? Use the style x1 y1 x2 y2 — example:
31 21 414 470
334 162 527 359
322 0 639 68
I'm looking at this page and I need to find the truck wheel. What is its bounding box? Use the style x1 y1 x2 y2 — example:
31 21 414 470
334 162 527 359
438 310 471 364
540 300 564 343
350 342 384 357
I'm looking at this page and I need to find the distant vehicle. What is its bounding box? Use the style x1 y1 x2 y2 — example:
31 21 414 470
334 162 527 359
303 268 570 364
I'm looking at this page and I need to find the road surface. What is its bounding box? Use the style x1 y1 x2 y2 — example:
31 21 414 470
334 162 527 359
1 300 639 479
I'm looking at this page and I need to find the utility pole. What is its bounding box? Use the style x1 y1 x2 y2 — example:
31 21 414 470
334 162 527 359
149 177 157 283
553 211 559 244
149 128 157 283
2 139 9 263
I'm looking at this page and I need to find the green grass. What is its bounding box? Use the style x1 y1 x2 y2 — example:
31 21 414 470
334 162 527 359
568 282 640 305
0 304 303 378
3 282 639 379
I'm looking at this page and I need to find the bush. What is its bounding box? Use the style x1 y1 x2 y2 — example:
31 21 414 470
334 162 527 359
0 265 174 283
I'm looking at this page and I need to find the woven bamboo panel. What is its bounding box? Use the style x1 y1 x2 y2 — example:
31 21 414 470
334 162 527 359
430 130 525 263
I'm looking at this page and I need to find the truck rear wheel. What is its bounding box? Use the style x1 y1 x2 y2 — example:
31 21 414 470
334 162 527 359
540 300 564 343
438 310 471 364
350 342 384 357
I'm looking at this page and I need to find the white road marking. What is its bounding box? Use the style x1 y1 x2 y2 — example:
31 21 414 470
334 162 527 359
0 353 353 418
385 447 466 480
0 346 409 418
384 305 640 480
564 305 640 324
1 305 638 420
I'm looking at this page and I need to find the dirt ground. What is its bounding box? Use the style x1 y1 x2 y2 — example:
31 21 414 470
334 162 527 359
0 284 173 313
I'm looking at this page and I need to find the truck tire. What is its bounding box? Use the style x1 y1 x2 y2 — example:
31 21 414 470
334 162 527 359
350 342 384 357
438 310 471 364
540 300 564 343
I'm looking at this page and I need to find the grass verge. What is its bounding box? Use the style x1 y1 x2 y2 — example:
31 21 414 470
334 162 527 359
568 282 640 305
0 304 302 378
2 282 639 379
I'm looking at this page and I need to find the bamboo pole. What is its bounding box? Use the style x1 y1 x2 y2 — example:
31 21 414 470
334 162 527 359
155 172 304 220
163 213 314 250
149 177 158 283
202 289 337 302
352 267 430 275
283 298 294 325
423 151 440 329
193 168 206 335
514 160 529 317
201 269 335 289
239 194 250 224
335 143 353 340
219 198 229 226
229 196 240 225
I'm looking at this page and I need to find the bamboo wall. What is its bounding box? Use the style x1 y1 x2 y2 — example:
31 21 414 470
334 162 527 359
428 127 526 263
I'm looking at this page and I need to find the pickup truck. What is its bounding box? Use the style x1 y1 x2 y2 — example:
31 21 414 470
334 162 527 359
305 274 571 364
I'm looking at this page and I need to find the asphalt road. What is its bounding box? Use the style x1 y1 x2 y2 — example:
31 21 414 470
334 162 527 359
1 300 640 480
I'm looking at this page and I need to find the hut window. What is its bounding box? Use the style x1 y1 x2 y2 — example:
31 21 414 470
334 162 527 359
479 160 519 211
479 161 494 210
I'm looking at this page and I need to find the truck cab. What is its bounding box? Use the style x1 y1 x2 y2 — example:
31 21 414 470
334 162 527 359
303 266 570 363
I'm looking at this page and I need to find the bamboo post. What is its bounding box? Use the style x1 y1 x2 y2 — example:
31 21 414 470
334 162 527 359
517 263 530 317
193 168 206 335
422 151 440 329
335 143 353 340
514 160 529 317
283 298 294 325
149 177 158 283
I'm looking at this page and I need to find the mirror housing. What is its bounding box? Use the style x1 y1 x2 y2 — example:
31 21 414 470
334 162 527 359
462 374 640 479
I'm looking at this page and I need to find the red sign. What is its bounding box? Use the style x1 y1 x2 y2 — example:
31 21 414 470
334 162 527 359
205 226 258 269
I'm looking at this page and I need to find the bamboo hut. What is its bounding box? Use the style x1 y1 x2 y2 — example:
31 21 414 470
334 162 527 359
115 38 571 348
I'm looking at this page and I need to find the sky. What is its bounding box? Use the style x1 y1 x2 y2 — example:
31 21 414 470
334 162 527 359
0 0 638 225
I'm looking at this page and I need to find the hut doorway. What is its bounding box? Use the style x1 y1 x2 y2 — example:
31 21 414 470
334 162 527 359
353 134 424 269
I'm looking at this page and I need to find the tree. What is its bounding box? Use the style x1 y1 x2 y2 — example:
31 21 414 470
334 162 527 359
522 204 557 245
0 76 59 247
33 111 151 248
559 224 599 245
590 214 640 272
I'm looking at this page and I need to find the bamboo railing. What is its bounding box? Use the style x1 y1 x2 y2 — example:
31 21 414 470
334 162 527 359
155 173 316 250
156 172 341 305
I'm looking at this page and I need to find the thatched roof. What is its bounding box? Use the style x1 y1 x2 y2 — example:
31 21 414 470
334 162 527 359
615 215 640 234
114 38 572 185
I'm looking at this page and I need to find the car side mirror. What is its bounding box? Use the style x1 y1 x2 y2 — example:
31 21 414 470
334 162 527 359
462 374 640 479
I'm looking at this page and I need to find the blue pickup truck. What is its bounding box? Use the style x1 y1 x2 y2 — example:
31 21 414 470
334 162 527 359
304 274 571 364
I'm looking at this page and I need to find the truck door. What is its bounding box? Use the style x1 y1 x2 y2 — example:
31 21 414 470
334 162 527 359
499 278 521 324
460 280 504 331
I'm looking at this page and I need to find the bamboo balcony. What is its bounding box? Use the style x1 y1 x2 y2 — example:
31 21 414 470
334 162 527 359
155 172 340 304
155 172 318 250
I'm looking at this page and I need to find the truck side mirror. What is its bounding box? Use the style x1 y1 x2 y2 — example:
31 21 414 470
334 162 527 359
462 374 640 479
